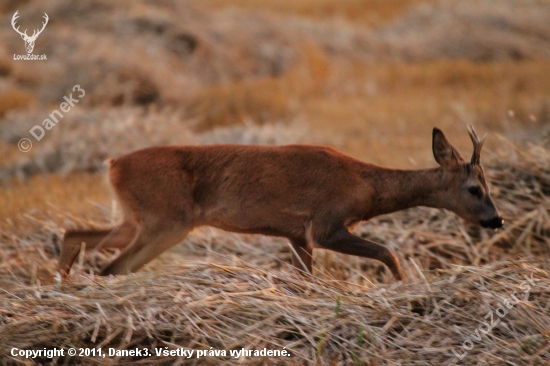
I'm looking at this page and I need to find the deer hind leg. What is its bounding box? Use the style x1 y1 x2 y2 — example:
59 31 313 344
315 228 404 281
289 238 313 275
58 221 139 277
100 218 191 276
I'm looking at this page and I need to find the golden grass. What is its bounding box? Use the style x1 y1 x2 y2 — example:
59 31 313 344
185 53 550 166
0 173 111 228
186 76 294 130
187 44 329 130
0 57 11 77
1 261 548 364
0 89 33 118
303 59 550 166
200 0 433 27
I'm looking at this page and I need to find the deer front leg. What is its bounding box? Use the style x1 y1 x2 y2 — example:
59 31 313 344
315 228 404 281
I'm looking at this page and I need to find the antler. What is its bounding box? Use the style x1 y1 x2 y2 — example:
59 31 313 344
11 11 48 40
467 124 486 165
11 11 28 38
29 13 49 40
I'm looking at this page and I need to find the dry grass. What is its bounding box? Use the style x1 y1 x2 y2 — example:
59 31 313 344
0 143 549 364
302 59 550 167
187 44 329 130
0 89 34 119
1 0 548 111
0 173 111 227
1 261 548 365
200 0 433 27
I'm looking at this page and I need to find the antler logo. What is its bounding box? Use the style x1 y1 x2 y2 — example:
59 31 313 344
11 10 49 54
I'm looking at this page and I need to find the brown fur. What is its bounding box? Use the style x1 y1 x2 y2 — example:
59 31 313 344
59 126 502 280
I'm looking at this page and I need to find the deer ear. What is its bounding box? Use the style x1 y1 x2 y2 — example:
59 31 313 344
432 128 464 170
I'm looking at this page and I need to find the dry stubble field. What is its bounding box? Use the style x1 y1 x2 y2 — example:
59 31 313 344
0 0 549 364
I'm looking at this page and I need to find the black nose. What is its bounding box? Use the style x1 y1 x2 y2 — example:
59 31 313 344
480 217 504 229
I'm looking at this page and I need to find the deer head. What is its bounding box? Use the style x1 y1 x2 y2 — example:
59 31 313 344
11 11 49 54
432 125 503 229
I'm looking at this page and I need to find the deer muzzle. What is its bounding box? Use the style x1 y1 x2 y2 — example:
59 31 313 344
480 217 504 229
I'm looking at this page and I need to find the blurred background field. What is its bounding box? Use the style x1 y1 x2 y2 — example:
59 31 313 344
0 0 549 364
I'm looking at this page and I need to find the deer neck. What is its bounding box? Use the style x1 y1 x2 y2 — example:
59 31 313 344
362 166 448 217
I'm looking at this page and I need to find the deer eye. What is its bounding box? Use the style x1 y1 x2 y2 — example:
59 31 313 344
468 186 482 198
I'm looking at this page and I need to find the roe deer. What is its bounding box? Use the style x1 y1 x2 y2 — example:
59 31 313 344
59 125 502 280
